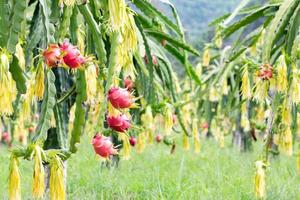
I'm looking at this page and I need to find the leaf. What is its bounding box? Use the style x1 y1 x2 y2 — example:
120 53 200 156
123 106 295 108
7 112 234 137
9 55 27 94
39 0 55 43
222 5 272 39
145 30 200 56
53 105 67 149
70 70 87 153
70 7 79 44
78 4 107 68
33 70 57 142
0 0 10 47
291 34 300 59
222 0 251 26
26 3 43 65
57 6 73 41
137 24 156 104
262 0 299 63
164 44 185 63
7 0 27 52
285 3 300 55
209 13 231 27
131 0 180 34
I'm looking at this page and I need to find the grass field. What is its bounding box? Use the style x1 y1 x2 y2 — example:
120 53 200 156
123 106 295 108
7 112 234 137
0 136 299 200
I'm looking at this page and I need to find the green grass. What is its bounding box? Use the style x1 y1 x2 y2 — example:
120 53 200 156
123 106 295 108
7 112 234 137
0 136 299 200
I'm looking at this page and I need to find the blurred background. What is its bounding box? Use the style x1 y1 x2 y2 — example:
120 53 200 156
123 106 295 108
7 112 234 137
152 0 240 49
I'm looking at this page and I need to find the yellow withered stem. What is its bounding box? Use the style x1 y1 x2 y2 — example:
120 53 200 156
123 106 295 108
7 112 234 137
173 72 182 93
0 49 17 116
209 86 220 102
141 106 154 130
297 149 300 172
219 132 225 148
147 129 154 144
122 57 136 81
112 73 121 87
279 126 293 156
254 160 266 199
32 145 45 198
221 78 229 95
68 104 76 132
108 0 126 31
119 134 131 160
183 134 190 151
77 26 85 54
9 155 21 200
192 119 200 153
116 10 138 80
214 26 223 48
241 102 250 131
258 29 265 46
290 67 300 104
21 80 34 120
249 43 257 57
137 132 146 154
256 103 265 123
195 63 202 77
163 105 174 136
276 55 288 93
15 42 25 70
85 64 98 103
241 65 252 99
50 111 56 128
122 10 138 52
269 78 276 92
35 61 45 100
108 102 121 117
50 155 65 200
281 99 292 125
202 47 210 67
253 79 269 103
297 117 300 138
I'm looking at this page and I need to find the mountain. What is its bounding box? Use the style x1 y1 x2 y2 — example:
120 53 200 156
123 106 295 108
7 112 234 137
152 0 240 48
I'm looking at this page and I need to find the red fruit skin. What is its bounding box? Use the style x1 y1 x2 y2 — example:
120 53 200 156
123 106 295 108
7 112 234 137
152 55 158 66
60 41 85 69
155 134 162 143
107 114 131 133
92 134 117 158
28 126 35 134
108 87 132 109
201 122 209 129
172 114 177 124
129 136 137 146
258 64 273 80
43 44 62 67
124 77 134 91
2 132 11 143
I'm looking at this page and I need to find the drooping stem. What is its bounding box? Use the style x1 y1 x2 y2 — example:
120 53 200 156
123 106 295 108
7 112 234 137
96 32 120 131
263 110 275 162
78 4 107 69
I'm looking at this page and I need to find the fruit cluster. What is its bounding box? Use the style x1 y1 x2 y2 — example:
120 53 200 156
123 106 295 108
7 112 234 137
93 80 136 159
43 41 85 69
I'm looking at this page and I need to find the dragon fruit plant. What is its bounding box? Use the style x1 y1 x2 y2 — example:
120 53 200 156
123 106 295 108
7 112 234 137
0 0 199 199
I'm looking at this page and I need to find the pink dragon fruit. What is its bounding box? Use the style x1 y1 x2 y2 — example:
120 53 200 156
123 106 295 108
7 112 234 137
107 114 131 133
92 134 117 158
